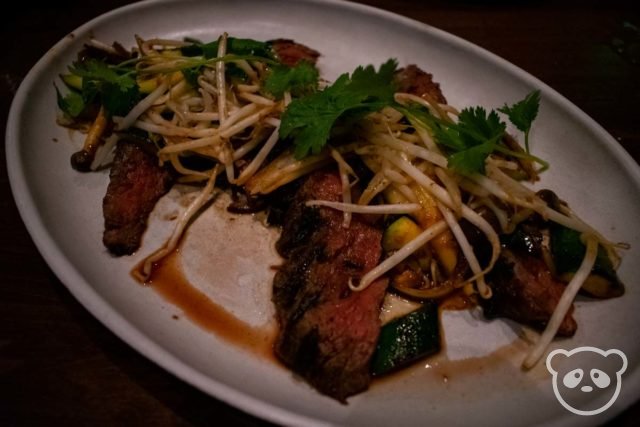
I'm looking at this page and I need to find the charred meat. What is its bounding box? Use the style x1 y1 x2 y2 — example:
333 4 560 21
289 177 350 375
270 39 321 67
394 64 447 104
460 201 578 336
272 170 388 401
483 249 577 336
102 139 174 255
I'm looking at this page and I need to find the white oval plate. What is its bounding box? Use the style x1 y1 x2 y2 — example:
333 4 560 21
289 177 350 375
7 0 640 425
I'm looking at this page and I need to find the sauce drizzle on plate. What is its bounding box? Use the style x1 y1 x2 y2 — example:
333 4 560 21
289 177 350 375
133 250 277 361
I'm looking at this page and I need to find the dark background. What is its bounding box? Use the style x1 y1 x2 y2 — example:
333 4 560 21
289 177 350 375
2 1 639 425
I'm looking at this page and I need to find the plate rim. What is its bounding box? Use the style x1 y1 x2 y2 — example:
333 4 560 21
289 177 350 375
6 0 640 425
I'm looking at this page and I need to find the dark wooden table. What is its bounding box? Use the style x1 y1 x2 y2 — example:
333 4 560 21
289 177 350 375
2 1 639 425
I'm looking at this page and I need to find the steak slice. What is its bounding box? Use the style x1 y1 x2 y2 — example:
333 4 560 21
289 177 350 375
394 64 447 104
482 249 577 337
270 39 320 67
102 139 174 255
272 170 388 401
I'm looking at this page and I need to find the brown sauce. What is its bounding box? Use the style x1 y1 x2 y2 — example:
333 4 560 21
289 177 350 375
371 338 533 394
133 251 277 362
132 251 529 391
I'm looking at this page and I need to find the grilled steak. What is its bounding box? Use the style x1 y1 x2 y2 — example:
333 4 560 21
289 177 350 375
483 249 577 336
102 139 174 255
394 64 447 104
460 204 576 337
272 170 388 401
270 39 320 67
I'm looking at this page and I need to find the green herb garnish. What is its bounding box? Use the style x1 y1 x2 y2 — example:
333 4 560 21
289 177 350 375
402 90 544 175
62 59 140 116
178 37 275 86
434 107 506 175
182 37 274 60
280 59 398 159
263 61 319 99
498 90 541 153
402 104 506 175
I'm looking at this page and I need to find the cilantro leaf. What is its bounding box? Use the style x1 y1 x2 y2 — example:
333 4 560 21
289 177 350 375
433 107 506 175
263 61 319 99
448 141 496 175
230 38 273 58
434 125 467 151
68 59 140 116
182 37 274 59
171 36 284 87
408 99 547 176
498 90 540 132
456 108 505 145
70 59 136 92
182 66 201 87
348 59 398 100
101 81 139 116
497 90 540 152
402 101 526 175
280 59 398 159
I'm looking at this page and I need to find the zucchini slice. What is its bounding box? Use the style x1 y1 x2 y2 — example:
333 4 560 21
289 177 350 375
371 301 440 376
550 225 624 298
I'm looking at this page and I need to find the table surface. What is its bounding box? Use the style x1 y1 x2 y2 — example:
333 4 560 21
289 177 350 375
2 1 639 425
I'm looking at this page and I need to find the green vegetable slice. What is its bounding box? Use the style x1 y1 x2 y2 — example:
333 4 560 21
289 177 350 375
550 225 624 298
371 301 440 376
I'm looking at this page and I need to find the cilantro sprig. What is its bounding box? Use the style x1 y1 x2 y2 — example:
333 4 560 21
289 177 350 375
263 61 319 99
57 58 140 117
498 90 541 153
402 90 543 175
280 59 398 158
436 107 506 175
278 56 543 175
179 54 273 87
180 37 278 86
181 37 274 60
402 105 506 175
